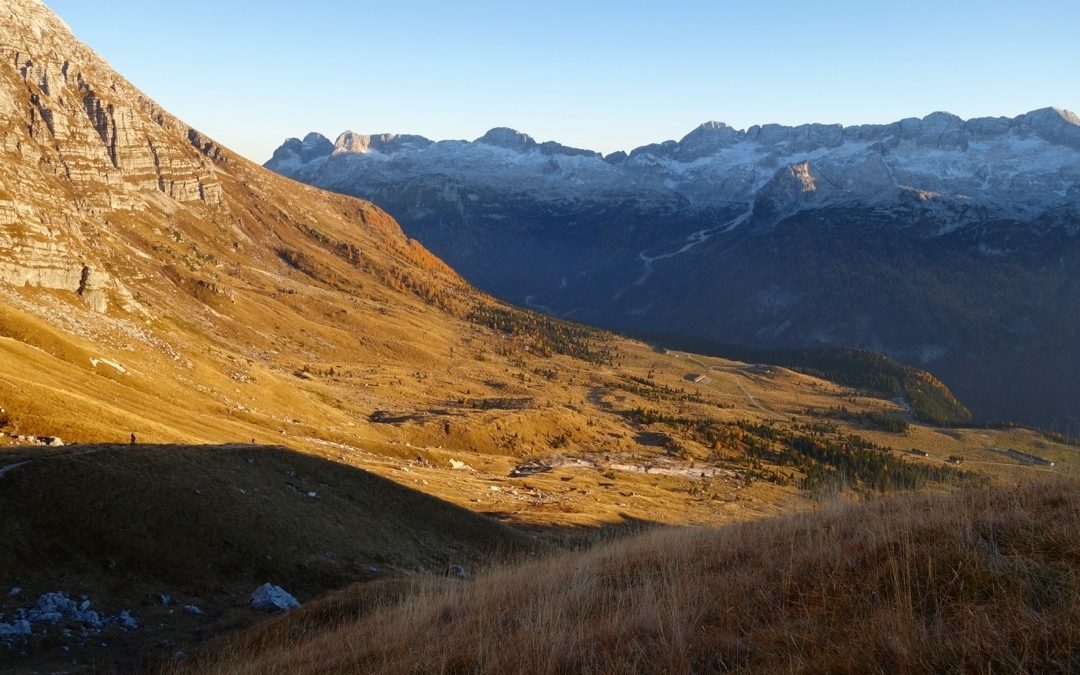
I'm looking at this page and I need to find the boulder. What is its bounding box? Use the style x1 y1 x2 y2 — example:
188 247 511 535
115 609 138 629
33 611 64 623
250 583 299 612
33 591 76 619
449 564 469 579
79 609 102 629
0 619 31 636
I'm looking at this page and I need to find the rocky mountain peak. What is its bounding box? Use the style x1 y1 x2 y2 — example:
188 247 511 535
334 131 370 154
675 121 740 159
268 135 328 166
269 106 1079 223
4 0 57 31
911 111 966 149
332 131 434 156
752 160 831 222
298 132 334 158
302 131 331 146
1046 107 1080 125
476 127 537 152
1017 107 1080 150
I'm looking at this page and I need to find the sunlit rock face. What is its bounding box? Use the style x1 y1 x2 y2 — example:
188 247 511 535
0 0 225 312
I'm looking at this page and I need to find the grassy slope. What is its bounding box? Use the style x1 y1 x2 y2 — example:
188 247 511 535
0 444 535 672
640 334 972 426
0 445 533 591
183 480 1080 675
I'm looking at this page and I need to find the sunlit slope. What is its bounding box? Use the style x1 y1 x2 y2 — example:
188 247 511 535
0 0 1074 537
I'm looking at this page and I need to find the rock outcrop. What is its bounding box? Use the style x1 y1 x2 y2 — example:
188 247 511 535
0 591 137 637
0 0 225 312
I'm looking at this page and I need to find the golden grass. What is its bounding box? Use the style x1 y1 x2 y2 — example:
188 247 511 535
181 480 1080 674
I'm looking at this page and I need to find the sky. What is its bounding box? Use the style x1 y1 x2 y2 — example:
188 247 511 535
46 0 1080 163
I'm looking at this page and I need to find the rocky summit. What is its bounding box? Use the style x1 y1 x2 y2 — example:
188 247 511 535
269 108 1080 221
268 110 1080 427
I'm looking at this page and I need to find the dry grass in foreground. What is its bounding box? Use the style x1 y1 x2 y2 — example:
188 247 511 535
179 480 1080 674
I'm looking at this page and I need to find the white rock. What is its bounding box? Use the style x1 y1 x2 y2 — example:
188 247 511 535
0 620 31 636
249 583 299 612
31 610 63 623
77 609 102 629
116 609 138 629
35 591 76 616
449 564 469 579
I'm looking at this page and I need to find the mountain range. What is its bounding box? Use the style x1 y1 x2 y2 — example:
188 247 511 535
3 0 1079 670
268 111 1080 428
2 0 998 573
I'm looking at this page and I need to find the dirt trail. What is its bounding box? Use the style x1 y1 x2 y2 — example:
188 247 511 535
0 460 30 478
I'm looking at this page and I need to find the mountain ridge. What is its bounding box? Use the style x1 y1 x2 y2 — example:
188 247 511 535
268 107 1080 427
278 106 1080 164
270 107 1080 225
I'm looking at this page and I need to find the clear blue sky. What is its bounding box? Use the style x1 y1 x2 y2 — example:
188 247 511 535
46 0 1079 163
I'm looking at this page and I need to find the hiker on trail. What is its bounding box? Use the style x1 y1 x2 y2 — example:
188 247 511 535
130 433 136 445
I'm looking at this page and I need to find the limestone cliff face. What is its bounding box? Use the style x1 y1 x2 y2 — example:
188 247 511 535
0 0 224 311
0 0 464 333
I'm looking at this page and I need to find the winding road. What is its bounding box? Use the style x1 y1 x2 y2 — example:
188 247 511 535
671 351 783 419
